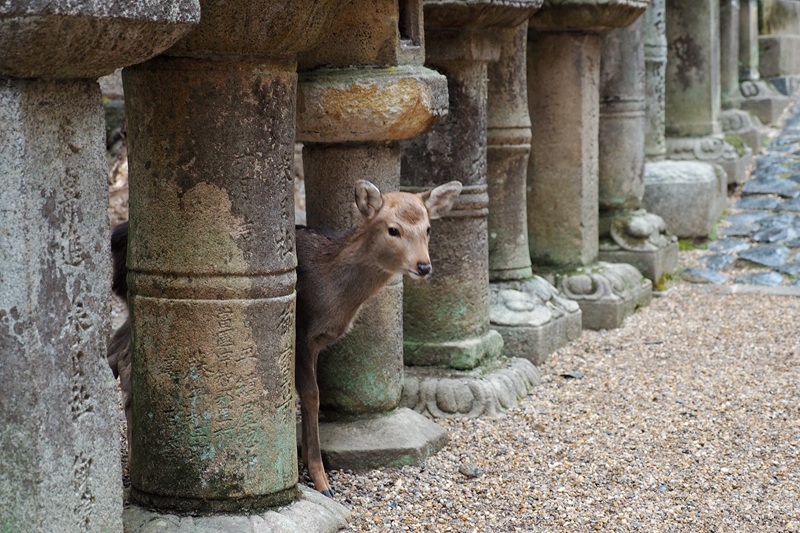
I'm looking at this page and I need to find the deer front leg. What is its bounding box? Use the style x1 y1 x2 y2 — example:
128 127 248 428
295 343 332 497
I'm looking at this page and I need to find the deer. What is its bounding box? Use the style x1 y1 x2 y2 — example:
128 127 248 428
107 179 462 498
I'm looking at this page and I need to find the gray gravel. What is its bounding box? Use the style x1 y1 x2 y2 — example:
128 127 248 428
325 283 800 532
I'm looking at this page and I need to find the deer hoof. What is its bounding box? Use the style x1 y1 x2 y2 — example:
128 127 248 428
321 488 334 498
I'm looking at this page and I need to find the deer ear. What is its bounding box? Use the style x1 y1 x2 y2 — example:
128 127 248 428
421 181 462 220
354 180 383 218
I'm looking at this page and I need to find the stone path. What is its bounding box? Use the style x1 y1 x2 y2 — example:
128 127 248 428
681 97 800 289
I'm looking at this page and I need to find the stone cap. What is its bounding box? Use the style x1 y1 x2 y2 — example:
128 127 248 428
424 0 544 29
296 65 449 143
0 1 199 78
529 0 649 32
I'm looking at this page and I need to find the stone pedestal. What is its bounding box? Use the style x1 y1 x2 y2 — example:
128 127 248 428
486 16 581 364
296 0 449 472
665 0 752 185
527 1 652 330
121 1 350 530
0 3 198 531
400 0 543 418
643 0 726 238
598 18 678 282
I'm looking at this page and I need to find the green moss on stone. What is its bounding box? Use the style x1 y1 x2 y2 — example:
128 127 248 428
724 134 747 157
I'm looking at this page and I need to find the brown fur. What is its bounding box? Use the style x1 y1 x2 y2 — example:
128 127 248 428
106 180 462 497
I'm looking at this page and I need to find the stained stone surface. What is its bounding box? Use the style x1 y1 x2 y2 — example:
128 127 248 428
733 271 785 286
680 268 728 284
739 244 793 267
707 238 751 253
700 253 737 271
736 196 782 210
741 175 800 197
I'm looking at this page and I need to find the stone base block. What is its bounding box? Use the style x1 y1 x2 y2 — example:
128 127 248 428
549 262 652 330
403 328 505 370
762 75 800 97
739 80 792 125
721 109 768 153
643 160 727 238
489 277 582 366
123 486 350 533
666 135 752 185
598 240 679 282
317 408 448 471
402 357 542 418
759 35 800 80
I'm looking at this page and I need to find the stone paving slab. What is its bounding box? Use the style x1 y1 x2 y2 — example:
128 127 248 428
682 94 800 293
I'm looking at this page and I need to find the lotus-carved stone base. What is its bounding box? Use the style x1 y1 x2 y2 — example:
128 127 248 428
598 209 679 282
551 261 652 330
666 135 752 185
402 358 542 418
489 277 582 365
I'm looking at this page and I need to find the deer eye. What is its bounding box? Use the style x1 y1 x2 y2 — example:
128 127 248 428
388 227 400 237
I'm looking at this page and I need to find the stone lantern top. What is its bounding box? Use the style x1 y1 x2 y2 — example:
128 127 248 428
0 0 200 78
424 0 544 29
529 0 650 32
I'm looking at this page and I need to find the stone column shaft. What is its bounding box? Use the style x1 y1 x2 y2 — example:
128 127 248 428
720 0 741 109
645 0 668 160
124 57 298 512
527 31 601 268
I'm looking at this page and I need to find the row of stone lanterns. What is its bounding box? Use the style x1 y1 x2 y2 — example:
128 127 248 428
3 0 799 530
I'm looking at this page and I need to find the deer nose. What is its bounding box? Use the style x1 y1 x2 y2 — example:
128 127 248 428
417 263 432 277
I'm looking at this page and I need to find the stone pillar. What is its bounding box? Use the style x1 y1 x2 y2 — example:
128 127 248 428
527 1 652 330
0 3 198 531
758 0 800 94
121 1 352 530
664 0 752 185
719 0 769 152
738 0 791 124
643 0 728 239
400 1 543 418
598 18 679 283
294 0 449 471
487 18 582 365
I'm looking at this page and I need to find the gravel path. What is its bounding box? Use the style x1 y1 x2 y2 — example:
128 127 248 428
325 283 800 532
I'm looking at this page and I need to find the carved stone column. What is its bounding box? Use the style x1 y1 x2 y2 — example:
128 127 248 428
486 13 582 365
400 1 544 418
598 18 679 283
295 0 449 473
738 0 791 124
122 1 352 530
527 1 652 330
758 0 800 94
642 0 727 239
0 2 197 530
665 0 752 185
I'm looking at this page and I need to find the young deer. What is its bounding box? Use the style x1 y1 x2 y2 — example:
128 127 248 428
295 180 461 496
107 179 462 498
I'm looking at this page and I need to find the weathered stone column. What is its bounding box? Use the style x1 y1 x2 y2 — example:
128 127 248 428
719 0 768 152
738 0 791 124
0 3 197 531
295 0 449 472
642 0 728 239
527 1 652 330
487 15 583 364
664 0 752 185
401 1 543 418
121 1 352 530
598 17 679 283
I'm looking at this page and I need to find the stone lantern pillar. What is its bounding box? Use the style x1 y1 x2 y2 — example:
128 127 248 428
526 1 652 330
598 17 679 283
719 0 769 152
486 7 584 364
738 0 791 124
121 1 352 530
642 0 728 240
400 0 544 418
758 0 800 94
294 0 449 472
664 0 752 185
0 2 198 530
